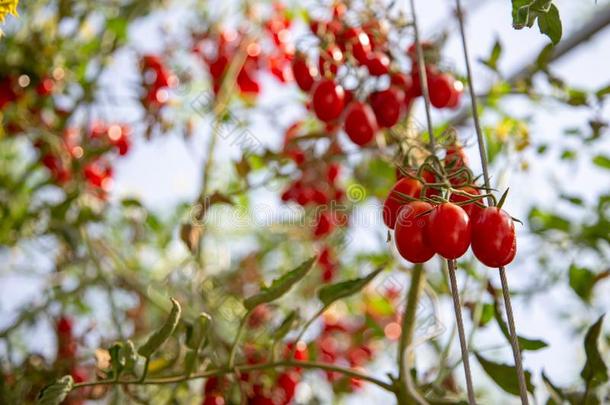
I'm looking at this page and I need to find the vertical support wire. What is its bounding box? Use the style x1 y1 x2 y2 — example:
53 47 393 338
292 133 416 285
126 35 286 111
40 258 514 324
408 0 476 403
447 260 477 405
453 0 529 404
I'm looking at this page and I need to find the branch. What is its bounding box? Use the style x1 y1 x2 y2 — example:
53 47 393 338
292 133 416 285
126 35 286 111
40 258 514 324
71 359 394 392
450 3 610 127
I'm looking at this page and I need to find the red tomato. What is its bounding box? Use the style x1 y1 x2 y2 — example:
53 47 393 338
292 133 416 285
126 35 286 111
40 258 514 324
429 73 455 108
471 207 517 267
313 211 334 238
366 52 390 76
203 376 226 395
327 163 340 183
0 77 17 109
56 316 73 336
208 55 228 81
276 372 299 404
284 341 308 373
291 55 317 92
425 203 471 259
318 45 343 76
236 67 260 95
382 177 423 229
447 80 463 109
341 28 372 65
394 201 435 263
311 79 345 122
369 88 405 128
445 144 469 171
249 395 274 405
343 102 378 146
202 395 225 405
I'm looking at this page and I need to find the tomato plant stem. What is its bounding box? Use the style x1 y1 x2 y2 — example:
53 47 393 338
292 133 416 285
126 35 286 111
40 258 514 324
228 308 252 369
397 263 427 405
71 359 394 392
408 0 435 150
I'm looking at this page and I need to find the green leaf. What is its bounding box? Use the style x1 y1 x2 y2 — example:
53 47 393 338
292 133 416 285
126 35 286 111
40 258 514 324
537 4 562 45
273 310 298 341
105 17 128 43
185 312 211 350
478 303 495 327
243 257 316 310
569 265 596 302
566 89 588 106
493 302 548 351
595 84 610 101
528 208 571 233
37 375 74 405
138 298 182 358
480 38 503 71
580 315 608 388
541 371 566 405
475 353 535 395
592 155 610 170
512 0 536 29
318 266 384 307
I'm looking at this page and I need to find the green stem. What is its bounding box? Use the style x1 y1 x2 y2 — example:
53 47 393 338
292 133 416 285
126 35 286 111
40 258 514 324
290 306 326 358
228 309 252 369
139 357 150 383
397 264 427 405
72 359 394 392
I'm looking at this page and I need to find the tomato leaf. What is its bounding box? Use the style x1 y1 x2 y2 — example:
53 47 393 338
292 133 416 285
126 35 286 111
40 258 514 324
512 0 536 29
493 302 548 351
37 375 74 405
592 155 610 170
475 352 535 395
569 264 596 303
273 310 298 340
595 84 610 101
541 371 567 404
512 0 562 44
537 4 562 45
528 207 571 233
318 266 384 307
138 298 182 357
243 257 316 310
480 38 503 72
580 315 608 388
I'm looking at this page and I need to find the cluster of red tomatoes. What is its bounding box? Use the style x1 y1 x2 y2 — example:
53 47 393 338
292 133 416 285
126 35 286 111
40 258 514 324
289 7 463 147
316 315 375 392
35 121 132 198
279 122 348 282
55 316 90 405
0 72 59 138
0 74 55 111
383 144 517 268
201 342 308 405
195 3 294 98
